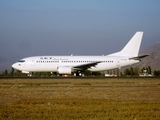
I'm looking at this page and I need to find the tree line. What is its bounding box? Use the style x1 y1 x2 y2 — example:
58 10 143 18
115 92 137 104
1 66 160 77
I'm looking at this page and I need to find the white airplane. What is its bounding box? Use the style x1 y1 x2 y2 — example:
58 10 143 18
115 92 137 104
12 32 148 76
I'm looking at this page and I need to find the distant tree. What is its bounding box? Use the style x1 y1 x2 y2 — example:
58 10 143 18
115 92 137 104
14 70 26 76
140 66 152 75
83 71 92 76
92 72 103 76
141 67 146 73
148 66 152 74
116 69 120 76
120 72 123 76
109 70 112 75
4 70 8 76
35 72 51 77
112 70 116 75
130 67 134 76
123 67 140 76
124 68 130 76
134 67 140 76
153 70 160 76
10 68 15 76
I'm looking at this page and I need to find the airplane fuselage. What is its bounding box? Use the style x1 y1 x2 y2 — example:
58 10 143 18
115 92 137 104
12 56 139 73
12 32 147 75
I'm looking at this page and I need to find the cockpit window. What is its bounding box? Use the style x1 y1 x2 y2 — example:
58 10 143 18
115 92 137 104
19 60 25 62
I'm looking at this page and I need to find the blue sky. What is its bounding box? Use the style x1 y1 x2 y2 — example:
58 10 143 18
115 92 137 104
0 0 160 62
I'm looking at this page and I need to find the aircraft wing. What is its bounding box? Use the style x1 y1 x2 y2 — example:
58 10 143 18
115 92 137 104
73 61 101 70
129 55 149 60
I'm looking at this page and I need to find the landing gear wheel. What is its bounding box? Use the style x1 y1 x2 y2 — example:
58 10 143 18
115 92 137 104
76 71 82 76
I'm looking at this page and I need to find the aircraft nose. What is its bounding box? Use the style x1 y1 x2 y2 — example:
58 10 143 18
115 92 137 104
12 63 18 69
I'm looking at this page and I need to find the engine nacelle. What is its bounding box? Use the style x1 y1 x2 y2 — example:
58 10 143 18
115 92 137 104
57 66 72 74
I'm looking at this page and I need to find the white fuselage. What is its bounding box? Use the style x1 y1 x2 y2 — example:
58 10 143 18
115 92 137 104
12 56 139 73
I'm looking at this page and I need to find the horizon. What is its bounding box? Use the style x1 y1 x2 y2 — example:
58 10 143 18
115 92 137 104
0 0 160 70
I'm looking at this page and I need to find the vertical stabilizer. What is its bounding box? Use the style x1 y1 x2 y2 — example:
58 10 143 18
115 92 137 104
108 32 143 57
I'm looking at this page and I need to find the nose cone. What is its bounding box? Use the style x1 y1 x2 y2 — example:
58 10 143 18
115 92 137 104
12 63 18 70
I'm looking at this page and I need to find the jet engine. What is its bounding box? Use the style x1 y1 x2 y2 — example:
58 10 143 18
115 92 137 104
57 66 72 74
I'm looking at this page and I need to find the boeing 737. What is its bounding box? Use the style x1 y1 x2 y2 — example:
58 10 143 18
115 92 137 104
12 32 148 76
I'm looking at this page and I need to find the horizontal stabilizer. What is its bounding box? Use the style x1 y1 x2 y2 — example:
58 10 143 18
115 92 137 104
129 55 149 60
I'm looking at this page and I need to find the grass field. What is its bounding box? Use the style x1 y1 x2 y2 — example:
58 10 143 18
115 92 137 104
0 77 160 120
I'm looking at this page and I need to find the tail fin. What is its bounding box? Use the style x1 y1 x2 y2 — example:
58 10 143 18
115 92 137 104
108 32 143 57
